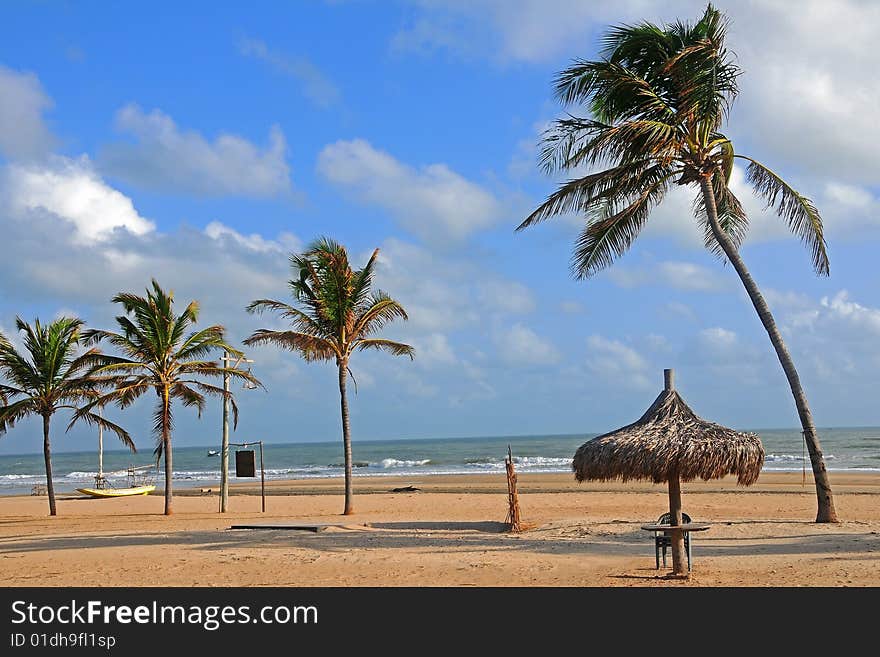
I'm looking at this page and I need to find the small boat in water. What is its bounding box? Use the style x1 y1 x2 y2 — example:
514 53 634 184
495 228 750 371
207 450 220 457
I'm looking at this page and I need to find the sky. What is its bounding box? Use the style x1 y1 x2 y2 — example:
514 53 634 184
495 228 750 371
0 0 878 455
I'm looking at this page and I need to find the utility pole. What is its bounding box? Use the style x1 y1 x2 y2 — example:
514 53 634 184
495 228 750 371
219 351 254 513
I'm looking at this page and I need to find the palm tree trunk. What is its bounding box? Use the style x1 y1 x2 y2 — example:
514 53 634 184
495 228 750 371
700 174 838 522
162 390 173 516
42 413 56 517
338 360 354 515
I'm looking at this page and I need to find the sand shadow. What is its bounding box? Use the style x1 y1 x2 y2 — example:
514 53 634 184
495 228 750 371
369 521 508 533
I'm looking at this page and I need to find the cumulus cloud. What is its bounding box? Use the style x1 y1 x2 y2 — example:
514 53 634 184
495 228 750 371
459 0 879 240
0 64 56 160
393 0 632 63
238 38 341 108
1 155 155 243
495 323 560 366
410 332 457 368
606 259 728 292
476 280 535 314
659 301 697 322
730 0 880 184
809 291 880 337
676 326 772 388
370 238 538 333
204 221 301 254
317 139 502 243
585 335 650 388
99 104 291 197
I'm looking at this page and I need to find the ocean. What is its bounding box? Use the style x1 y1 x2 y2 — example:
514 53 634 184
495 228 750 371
1 427 878 496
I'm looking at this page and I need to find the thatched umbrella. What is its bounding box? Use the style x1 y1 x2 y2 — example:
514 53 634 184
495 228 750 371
573 368 764 576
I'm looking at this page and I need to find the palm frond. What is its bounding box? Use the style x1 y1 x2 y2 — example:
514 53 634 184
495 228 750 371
572 177 669 279
243 329 338 362
353 294 409 338
68 411 135 452
517 161 670 230
737 155 829 275
0 397 38 433
354 339 415 359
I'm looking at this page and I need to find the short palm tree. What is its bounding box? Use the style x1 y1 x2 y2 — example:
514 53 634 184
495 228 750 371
0 317 133 516
245 238 414 515
517 4 837 521
79 280 260 515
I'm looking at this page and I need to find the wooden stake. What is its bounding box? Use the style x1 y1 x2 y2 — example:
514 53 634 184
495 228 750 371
505 445 522 533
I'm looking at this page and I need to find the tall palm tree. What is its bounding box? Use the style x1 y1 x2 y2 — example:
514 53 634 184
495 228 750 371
517 4 837 522
0 317 133 516
245 238 414 515
78 280 260 515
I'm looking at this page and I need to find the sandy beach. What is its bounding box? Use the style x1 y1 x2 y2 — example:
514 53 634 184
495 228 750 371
0 471 878 587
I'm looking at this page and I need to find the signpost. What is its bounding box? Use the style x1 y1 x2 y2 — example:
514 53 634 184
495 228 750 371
228 441 266 513
219 351 255 513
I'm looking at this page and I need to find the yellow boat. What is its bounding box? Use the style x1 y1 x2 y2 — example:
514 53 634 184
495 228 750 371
76 484 156 498
79 422 157 498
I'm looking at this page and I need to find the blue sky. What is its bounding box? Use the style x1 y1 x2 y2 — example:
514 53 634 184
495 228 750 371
1 0 878 455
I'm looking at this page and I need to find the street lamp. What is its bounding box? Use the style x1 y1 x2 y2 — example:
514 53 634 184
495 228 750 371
219 350 254 513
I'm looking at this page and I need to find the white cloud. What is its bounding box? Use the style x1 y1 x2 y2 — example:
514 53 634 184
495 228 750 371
818 291 880 336
238 38 341 108
659 301 697 321
698 327 738 349
476 280 535 314
495 323 560 366
0 65 56 160
644 333 671 353
99 104 291 197
411 333 457 367
317 139 502 243
393 0 638 63
433 0 879 234
689 326 768 386
585 334 650 388
1 155 155 243
204 221 301 254
730 1 880 184
657 261 727 291
607 259 727 292
370 238 540 334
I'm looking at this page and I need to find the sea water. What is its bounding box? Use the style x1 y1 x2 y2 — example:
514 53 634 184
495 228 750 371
0 427 877 496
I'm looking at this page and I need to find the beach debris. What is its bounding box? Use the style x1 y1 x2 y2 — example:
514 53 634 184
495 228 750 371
505 445 523 533
390 485 421 493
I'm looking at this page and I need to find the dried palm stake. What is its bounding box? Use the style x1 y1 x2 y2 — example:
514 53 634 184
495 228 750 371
505 445 523 533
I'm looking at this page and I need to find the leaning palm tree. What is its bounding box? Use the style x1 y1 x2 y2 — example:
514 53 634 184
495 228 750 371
245 238 414 515
78 280 260 515
517 4 837 521
0 317 133 516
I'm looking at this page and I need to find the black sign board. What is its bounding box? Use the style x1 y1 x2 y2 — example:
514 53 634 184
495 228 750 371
235 450 256 477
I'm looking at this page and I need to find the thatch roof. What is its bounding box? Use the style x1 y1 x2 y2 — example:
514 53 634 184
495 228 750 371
573 371 764 486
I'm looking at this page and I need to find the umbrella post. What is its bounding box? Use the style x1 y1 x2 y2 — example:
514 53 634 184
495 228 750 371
667 472 688 576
